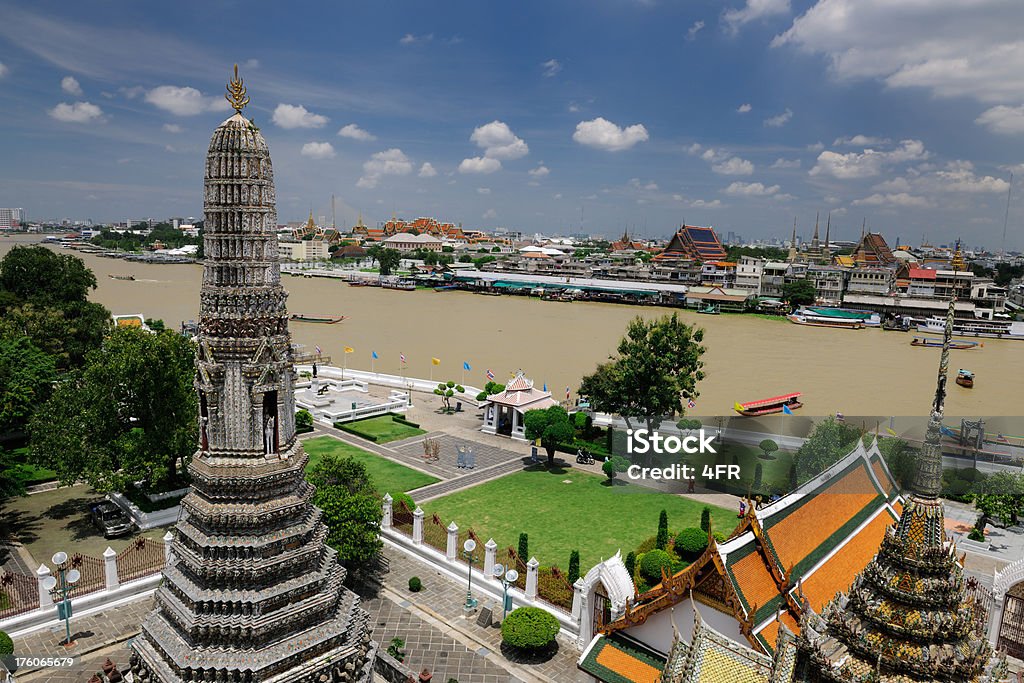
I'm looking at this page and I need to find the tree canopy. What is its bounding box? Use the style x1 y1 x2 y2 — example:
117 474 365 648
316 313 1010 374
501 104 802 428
523 405 575 467
306 454 383 569
0 334 57 434
579 314 706 432
0 246 97 304
29 327 197 491
780 279 816 307
793 417 861 484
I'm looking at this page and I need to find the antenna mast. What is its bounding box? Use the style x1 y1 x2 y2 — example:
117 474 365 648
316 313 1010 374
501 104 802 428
331 194 336 230
1001 172 1012 262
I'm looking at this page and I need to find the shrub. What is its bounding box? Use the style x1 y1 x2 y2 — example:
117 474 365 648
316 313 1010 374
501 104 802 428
501 607 560 651
392 492 416 513
713 531 727 543
518 533 529 562
387 637 405 662
675 527 708 561
700 506 711 532
758 439 779 460
295 408 314 429
568 550 581 584
624 551 637 579
408 576 422 592
639 549 673 583
968 527 986 542
754 463 763 489
0 631 11 656
573 411 592 432
656 510 669 550
611 456 631 472
602 459 616 481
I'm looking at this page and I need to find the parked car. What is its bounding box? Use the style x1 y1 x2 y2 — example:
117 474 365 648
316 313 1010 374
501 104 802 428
91 501 133 538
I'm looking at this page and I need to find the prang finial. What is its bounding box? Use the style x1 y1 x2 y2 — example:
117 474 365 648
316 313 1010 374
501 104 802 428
225 64 250 113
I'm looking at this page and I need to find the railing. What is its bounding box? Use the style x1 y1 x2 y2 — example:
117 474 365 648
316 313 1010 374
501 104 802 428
116 537 167 584
0 571 39 620
66 553 105 599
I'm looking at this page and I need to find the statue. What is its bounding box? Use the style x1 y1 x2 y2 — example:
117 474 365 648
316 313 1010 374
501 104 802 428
264 416 276 454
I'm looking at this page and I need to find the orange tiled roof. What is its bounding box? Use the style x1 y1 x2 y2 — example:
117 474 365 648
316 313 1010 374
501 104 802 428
596 643 661 683
757 611 801 650
729 546 781 614
799 510 895 611
871 458 895 498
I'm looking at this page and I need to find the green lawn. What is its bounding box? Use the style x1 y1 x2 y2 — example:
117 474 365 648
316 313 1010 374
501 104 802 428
682 443 796 497
303 435 438 497
6 447 58 485
339 415 426 444
424 466 731 572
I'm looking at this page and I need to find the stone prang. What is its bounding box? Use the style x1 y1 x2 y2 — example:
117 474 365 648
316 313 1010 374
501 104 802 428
130 68 376 682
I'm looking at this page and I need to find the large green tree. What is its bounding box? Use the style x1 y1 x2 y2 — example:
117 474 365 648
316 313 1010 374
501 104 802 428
0 334 57 434
792 417 861 484
780 279 816 307
306 454 383 569
0 246 98 304
29 327 197 491
523 405 575 467
579 314 706 433
377 248 402 276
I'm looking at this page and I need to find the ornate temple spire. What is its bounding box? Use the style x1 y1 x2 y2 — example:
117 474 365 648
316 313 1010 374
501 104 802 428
952 238 967 271
788 218 798 262
823 212 830 251
224 63 249 113
911 295 956 499
811 211 820 249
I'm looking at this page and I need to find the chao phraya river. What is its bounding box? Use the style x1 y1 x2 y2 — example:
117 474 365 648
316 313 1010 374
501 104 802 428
4 235 1023 430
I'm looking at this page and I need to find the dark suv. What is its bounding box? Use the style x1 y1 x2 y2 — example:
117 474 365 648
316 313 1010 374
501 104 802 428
91 501 133 538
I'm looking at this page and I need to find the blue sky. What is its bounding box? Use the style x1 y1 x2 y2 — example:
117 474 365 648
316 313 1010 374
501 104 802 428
1 0 1023 249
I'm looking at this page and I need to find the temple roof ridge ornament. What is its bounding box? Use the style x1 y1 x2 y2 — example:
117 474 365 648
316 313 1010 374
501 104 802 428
225 63 250 113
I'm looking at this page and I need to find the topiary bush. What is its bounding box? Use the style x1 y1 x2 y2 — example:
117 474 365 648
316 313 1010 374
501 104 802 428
501 606 560 651
391 492 416 513
408 576 422 592
624 551 637 580
675 527 709 561
639 549 673 583
0 630 11 656
968 527 986 542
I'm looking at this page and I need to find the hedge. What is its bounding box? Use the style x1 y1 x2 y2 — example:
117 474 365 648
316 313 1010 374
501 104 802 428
639 549 673 583
501 607 560 651
334 422 379 442
674 527 708 561
391 414 420 428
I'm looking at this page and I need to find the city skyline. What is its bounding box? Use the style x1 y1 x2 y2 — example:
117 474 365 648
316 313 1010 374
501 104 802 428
1 1 1023 248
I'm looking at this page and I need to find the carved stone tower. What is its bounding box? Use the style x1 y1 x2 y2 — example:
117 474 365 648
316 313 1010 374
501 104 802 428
130 66 376 682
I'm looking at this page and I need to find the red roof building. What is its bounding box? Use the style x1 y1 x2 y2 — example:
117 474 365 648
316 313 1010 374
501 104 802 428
654 225 727 262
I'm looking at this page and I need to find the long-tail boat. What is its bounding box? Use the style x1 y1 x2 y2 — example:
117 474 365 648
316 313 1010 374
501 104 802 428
733 392 802 417
910 336 980 350
290 314 346 324
956 369 974 388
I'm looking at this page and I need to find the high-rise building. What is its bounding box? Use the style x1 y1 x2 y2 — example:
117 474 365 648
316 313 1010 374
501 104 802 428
0 208 24 230
129 66 376 682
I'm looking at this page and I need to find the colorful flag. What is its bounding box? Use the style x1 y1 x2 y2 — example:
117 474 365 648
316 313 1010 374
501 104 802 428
315 345 322 354
940 425 956 437
997 433 1008 442
782 404 793 415
400 353 406 364
886 427 898 436
372 351 379 359
734 402 746 412
344 346 354 354
431 357 441 366
463 361 471 371
486 369 495 380
687 398 697 409
565 386 570 400
543 382 548 392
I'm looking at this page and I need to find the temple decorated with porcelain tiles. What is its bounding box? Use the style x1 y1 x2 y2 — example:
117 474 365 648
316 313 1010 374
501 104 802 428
578 297 1010 682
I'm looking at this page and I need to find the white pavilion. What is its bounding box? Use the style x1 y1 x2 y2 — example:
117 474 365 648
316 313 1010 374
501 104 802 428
480 372 558 440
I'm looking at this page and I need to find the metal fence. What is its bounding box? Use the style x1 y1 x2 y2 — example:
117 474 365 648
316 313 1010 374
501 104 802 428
116 537 166 584
0 571 39 620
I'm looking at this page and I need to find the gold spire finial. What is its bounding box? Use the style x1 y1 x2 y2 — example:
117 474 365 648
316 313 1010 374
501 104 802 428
225 64 250 113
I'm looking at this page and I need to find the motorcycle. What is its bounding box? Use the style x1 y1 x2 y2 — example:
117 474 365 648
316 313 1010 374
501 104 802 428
576 449 595 465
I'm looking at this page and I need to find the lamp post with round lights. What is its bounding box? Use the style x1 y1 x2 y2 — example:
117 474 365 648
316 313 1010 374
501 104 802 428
42 551 80 646
462 538 478 611
491 563 519 620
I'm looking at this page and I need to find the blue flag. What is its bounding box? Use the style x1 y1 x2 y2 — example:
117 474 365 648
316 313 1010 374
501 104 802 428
463 361 471 371
372 351 379 359
782 404 793 415
940 425 956 437
543 382 548 392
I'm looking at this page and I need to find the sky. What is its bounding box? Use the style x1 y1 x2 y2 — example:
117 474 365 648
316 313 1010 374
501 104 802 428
1 0 1024 249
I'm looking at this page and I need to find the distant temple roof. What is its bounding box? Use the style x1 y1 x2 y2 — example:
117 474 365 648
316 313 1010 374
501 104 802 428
851 231 896 266
655 225 728 262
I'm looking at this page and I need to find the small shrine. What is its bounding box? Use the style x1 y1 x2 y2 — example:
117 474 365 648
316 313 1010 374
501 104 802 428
480 372 558 440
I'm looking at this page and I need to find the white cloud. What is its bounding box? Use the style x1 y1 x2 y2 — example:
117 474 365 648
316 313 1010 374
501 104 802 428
119 85 145 100
49 101 104 123
724 0 791 33
690 199 724 208
809 139 928 179
338 123 376 141
833 134 889 146
470 120 529 160
164 144 176 153
737 103 752 113
807 141 825 152
723 181 780 196
568 102 581 113
459 156 502 174
482 209 497 219
541 59 562 77
771 157 801 169
573 117 649 151
162 123 183 133
146 85 226 116
712 156 755 175
272 103 328 129
872 177 912 193
399 33 433 45
358 148 414 188
852 192 928 208
61 75 82 96
243 58 260 69
301 142 336 160
763 107 793 127
529 164 550 178
686 21 705 41
930 161 1010 193
477 187 491 195
629 178 659 191
772 0 1024 105
418 162 437 178
976 105 1024 135
0 62 8 78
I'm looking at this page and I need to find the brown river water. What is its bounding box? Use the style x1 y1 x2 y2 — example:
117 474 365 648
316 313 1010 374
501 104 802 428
3 235 1023 431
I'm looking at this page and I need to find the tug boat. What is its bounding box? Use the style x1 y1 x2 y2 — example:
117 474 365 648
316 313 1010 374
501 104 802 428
955 369 974 388
733 392 803 417
289 314 346 324
910 337 980 350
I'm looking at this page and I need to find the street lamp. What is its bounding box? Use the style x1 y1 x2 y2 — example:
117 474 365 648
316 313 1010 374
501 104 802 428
42 551 80 646
492 563 519 620
462 538 478 611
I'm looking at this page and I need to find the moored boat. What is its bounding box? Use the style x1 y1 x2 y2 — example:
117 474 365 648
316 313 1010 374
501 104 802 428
695 303 720 315
734 392 802 417
917 316 1024 340
956 369 974 388
910 336 980 350
290 314 346 324
787 308 864 329
381 278 417 291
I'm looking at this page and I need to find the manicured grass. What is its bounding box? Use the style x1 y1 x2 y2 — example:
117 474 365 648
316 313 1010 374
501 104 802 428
340 415 426 444
303 435 438 497
424 467 731 572
7 447 57 485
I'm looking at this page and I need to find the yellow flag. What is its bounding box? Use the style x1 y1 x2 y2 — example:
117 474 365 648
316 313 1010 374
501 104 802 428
344 346 354 353
886 427 897 436
431 357 441 365
733 402 745 412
